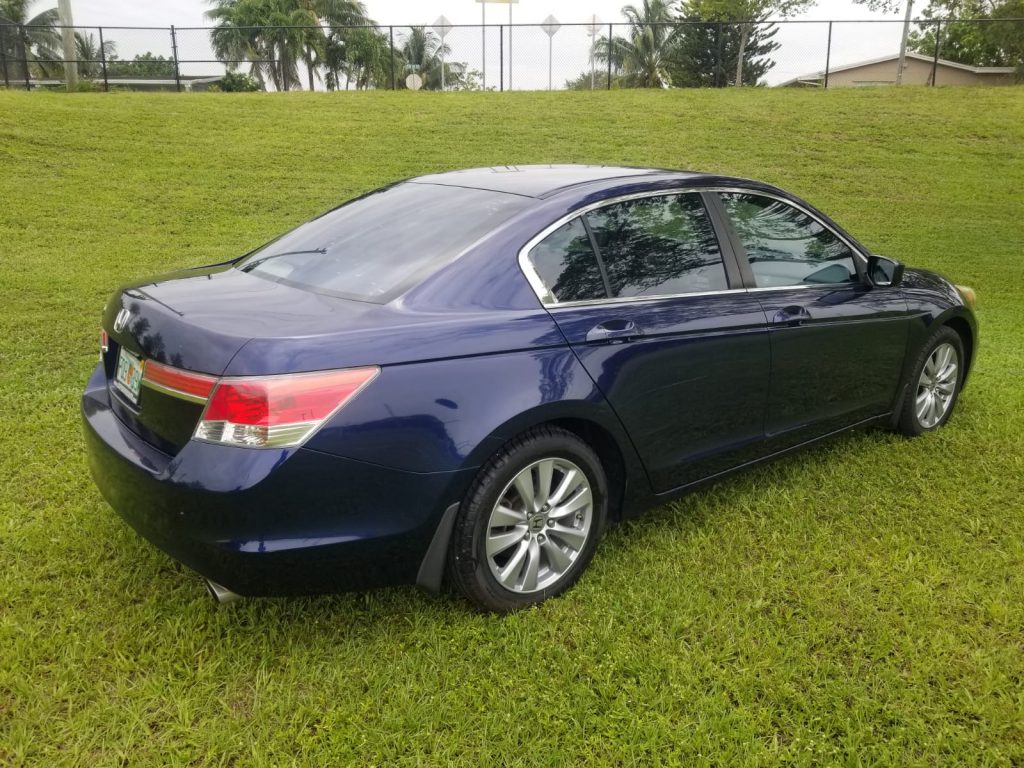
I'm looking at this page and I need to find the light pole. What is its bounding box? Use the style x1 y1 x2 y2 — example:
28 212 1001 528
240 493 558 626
58 0 77 91
586 14 601 91
896 0 914 85
541 15 561 91
433 15 452 90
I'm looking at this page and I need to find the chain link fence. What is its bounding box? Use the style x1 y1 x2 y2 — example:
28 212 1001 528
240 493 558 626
1 19 1021 92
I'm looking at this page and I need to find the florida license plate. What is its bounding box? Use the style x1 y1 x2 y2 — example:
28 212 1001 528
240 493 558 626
114 347 145 404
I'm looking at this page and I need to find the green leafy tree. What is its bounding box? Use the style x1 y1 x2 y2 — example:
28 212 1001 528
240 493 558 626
74 31 116 78
670 0 780 86
105 52 176 79
909 0 1024 72
206 0 375 91
594 0 680 87
683 0 814 85
0 0 60 79
219 70 262 90
396 26 476 90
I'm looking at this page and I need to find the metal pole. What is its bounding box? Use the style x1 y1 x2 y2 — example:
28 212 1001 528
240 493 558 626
931 19 942 85
1 25 10 89
824 21 832 89
98 26 109 91
714 22 723 87
547 35 552 91
170 25 182 92
896 0 914 85
481 2 486 89
441 40 445 90
499 24 503 91
389 26 395 89
607 23 613 89
508 2 512 89
20 24 30 90
58 0 77 91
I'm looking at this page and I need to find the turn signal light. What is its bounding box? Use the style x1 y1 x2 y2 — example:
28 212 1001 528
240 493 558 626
194 367 380 449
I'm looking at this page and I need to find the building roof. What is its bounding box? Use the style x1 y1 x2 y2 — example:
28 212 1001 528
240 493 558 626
776 51 1016 87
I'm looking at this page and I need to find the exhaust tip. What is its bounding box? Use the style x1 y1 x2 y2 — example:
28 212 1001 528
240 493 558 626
205 579 243 605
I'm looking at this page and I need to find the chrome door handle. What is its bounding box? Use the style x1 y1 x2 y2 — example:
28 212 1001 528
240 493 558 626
772 306 811 327
586 319 644 343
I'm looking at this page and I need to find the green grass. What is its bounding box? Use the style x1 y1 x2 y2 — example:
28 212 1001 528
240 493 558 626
1 87 1023 766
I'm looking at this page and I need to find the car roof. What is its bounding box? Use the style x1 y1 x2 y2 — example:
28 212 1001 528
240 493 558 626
406 164 708 199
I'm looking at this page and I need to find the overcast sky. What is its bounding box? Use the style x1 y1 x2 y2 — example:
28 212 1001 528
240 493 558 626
62 0 908 86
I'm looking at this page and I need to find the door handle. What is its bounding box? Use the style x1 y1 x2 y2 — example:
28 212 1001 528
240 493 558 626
772 305 811 327
586 319 644 343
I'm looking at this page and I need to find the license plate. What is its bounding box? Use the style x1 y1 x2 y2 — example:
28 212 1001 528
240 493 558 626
114 348 145 404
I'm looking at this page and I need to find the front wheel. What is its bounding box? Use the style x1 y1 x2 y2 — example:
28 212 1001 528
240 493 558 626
897 326 965 436
448 426 608 613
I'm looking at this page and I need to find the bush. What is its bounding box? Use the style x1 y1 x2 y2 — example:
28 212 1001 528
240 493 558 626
219 72 262 92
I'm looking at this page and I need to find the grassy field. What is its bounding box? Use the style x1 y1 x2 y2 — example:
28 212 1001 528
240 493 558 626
1 87 1023 766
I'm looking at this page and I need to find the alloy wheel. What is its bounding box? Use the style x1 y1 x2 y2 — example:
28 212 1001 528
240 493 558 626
916 342 959 429
484 458 594 594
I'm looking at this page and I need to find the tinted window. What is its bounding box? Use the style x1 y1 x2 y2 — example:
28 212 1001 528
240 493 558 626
720 193 858 288
526 217 607 303
585 194 727 298
238 183 529 302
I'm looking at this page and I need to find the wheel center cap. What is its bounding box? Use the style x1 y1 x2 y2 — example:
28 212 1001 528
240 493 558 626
528 513 547 532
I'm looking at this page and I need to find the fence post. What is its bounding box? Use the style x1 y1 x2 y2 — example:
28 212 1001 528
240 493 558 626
499 24 504 91
389 26 395 90
931 19 942 86
170 25 182 92
714 22 723 88
20 24 30 90
824 21 832 89
0 25 9 89
98 25 109 92
607 23 613 89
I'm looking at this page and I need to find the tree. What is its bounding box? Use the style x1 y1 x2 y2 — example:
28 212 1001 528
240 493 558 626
206 0 375 91
0 0 60 79
683 0 813 85
105 53 176 79
909 0 1024 72
594 0 679 87
395 26 477 90
74 31 116 78
670 0 780 86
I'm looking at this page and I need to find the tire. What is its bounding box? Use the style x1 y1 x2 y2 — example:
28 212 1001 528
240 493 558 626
896 325 965 437
448 426 608 613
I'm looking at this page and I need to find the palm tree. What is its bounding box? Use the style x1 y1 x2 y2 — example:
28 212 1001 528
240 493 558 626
595 0 678 88
398 27 451 89
206 0 374 91
0 0 60 80
74 31 115 78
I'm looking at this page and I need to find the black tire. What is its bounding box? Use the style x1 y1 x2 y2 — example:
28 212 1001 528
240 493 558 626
896 325 965 437
448 426 608 613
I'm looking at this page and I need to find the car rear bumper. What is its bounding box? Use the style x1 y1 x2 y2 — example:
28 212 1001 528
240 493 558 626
82 364 473 596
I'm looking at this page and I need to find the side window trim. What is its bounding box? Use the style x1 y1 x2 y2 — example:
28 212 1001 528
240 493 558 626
708 188 868 288
700 191 751 290
519 188 740 308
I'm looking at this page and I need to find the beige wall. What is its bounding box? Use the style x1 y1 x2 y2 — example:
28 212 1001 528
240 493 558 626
827 57 1016 86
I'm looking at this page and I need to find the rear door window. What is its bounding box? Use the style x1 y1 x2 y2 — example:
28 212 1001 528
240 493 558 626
583 193 728 298
525 217 607 303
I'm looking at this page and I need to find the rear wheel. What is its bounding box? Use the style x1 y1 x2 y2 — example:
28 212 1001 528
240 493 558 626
448 426 607 613
897 326 965 436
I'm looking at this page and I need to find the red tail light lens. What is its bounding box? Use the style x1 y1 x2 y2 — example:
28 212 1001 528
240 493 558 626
194 367 379 448
143 360 218 403
100 329 109 360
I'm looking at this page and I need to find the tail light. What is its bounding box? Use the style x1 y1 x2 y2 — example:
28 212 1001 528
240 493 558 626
100 329 109 360
194 367 379 449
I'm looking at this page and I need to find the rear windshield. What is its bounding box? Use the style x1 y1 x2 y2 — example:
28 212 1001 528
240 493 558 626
237 183 529 302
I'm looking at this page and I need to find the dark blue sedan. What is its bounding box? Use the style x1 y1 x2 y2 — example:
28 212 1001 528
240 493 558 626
83 165 978 611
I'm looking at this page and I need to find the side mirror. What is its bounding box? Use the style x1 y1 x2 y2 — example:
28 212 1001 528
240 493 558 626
867 255 905 288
